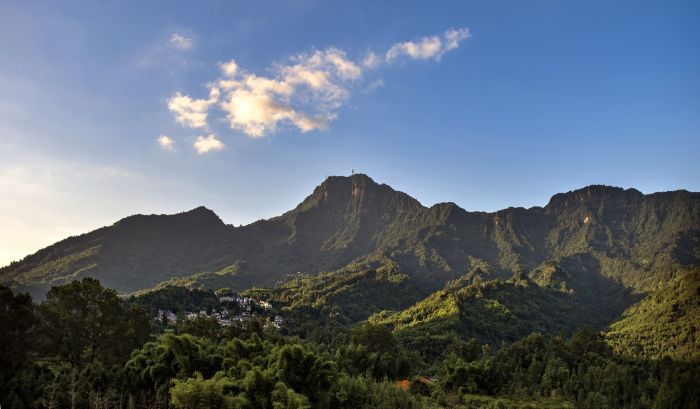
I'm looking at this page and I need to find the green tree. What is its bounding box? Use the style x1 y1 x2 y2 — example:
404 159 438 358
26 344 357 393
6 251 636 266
271 382 310 409
38 278 150 367
170 372 242 409
270 344 336 403
180 316 221 341
0 286 37 381
350 323 396 354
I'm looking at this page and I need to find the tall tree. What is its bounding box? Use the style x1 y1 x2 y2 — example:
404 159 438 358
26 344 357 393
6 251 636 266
38 278 149 367
0 286 36 373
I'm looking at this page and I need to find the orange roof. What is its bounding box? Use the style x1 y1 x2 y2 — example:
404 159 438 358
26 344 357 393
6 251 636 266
396 379 410 391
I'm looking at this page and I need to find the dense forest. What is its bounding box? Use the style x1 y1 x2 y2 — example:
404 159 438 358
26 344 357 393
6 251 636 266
2 278 698 409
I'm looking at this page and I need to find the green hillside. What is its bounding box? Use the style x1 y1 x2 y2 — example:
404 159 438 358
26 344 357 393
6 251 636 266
367 267 632 359
271 257 427 324
606 268 700 360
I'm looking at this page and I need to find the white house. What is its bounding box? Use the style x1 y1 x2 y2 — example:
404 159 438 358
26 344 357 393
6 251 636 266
156 309 177 324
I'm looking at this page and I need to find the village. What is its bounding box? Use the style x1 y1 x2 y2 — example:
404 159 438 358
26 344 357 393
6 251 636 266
155 291 284 329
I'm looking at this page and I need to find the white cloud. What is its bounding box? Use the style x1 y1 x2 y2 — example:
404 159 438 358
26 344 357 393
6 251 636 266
363 78 384 93
444 28 470 51
220 60 238 77
292 113 336 132
220 89 295 137
170 33 194 50
194 134 225 154
157 135 175 150
387 35 442 60
167 87 219 129
217 48 359 137
362 51 381 68
386 28 470 61
168 28 469 137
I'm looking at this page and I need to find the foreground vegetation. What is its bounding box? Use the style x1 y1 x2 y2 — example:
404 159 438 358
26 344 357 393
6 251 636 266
2 279 699 409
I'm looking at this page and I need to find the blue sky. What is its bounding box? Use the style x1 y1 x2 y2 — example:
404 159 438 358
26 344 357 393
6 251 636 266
1 0 698 266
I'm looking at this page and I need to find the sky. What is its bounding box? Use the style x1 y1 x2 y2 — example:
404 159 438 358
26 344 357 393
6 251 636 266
1 0 698 266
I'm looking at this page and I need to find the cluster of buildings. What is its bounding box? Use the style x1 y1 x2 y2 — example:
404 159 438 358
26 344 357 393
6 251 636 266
154 292 283 329
218 295 272 310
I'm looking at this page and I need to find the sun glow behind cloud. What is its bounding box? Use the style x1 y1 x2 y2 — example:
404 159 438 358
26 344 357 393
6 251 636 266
165 28 469 140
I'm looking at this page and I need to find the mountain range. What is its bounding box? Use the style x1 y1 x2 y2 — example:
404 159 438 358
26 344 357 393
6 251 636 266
2 173 699 358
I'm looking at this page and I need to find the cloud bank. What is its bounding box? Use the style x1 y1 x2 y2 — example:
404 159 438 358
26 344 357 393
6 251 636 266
167 28 469 139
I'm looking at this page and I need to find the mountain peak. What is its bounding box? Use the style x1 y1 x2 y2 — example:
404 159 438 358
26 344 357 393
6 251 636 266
546 185 643 209
294 173 422 214
176 206 224 225
114 206 224 228
319 173 377 189
186 205 218 216
280 173 425 253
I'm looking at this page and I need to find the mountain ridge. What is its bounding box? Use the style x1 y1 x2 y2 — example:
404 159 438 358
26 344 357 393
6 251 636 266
2 174 699 301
